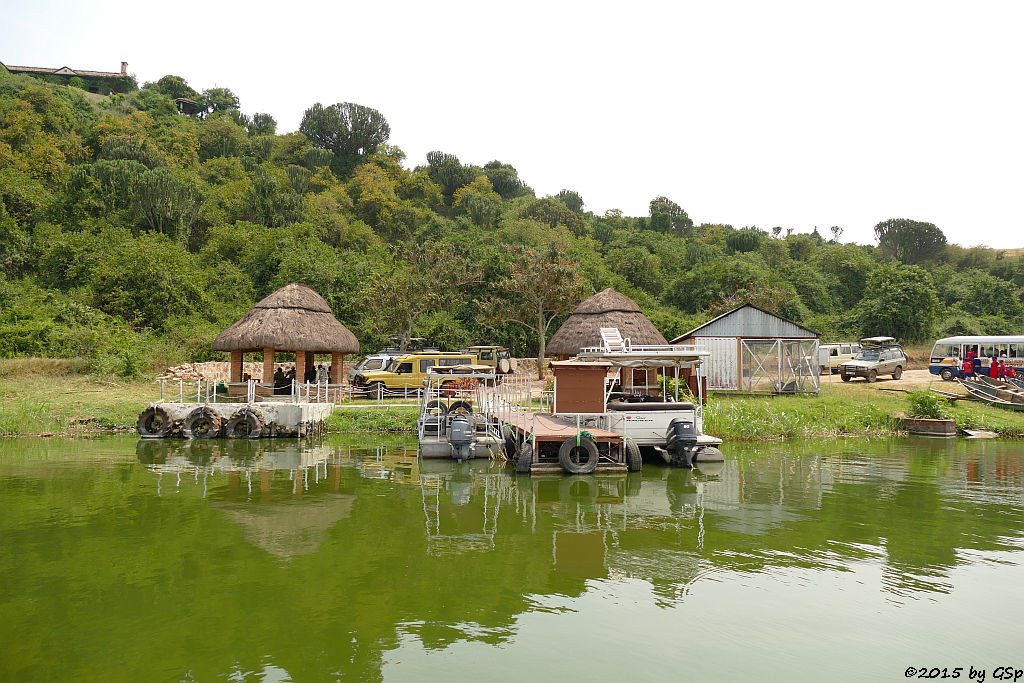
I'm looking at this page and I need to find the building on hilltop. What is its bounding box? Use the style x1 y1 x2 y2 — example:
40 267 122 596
0 60 133 94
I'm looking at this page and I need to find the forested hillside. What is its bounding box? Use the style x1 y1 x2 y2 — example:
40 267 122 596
2 67 1023 377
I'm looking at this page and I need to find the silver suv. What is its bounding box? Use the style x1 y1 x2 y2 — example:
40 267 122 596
839 337 907 383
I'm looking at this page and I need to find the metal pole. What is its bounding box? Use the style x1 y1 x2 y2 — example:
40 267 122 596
179 379 183 403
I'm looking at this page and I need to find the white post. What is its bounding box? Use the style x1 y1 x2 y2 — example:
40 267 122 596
179 379 183 403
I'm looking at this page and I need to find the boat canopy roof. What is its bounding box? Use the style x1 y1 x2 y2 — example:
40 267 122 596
575 344 708 368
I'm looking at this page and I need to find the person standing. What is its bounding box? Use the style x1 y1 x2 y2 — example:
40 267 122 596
961 357 975 379
989 356 1000 379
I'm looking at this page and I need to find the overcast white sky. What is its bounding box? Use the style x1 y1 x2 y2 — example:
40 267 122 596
4 0 1022 247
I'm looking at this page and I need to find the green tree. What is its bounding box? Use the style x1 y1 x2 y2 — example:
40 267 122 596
726 228 764 253
424 151 476 204
857 263 940 342
522 197 588 236
300 102 390 175
198 87 240 116
482 245 586 377
362 244 483 351
874 218 947 264
554 189 583 213
483 160 529 199
247 113 277 136
131 167 205 240
649 195 693 234
153 75 197 101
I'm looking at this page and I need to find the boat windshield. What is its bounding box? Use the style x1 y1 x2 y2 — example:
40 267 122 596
854 350 880 361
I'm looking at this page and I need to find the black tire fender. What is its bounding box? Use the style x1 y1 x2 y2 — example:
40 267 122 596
558 436 599 475
225 408 263 439
425 399 447 415
501 425 518 459
515 440 534 474
623 439 642 472
182 407 222 439
137 406 172 438
448 400 473 415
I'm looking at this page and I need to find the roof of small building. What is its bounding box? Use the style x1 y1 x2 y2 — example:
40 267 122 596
212 283 359 354
1 62 127 79
547 288 667 356
672 303 819 341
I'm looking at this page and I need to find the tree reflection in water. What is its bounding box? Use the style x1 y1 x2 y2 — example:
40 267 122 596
0 435 1021 680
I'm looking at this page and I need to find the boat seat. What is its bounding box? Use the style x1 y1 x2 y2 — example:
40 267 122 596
607 401 696 412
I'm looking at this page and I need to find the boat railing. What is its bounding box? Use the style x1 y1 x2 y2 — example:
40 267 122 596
577 343 706 356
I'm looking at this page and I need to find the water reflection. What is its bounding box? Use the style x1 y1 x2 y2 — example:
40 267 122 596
0 436 1022 681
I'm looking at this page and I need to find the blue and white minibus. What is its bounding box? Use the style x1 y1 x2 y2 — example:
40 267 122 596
929 335 1024 380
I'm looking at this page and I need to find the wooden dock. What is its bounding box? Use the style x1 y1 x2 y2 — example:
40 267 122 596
504 411 623 445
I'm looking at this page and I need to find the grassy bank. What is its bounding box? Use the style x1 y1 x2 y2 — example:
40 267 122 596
0 360 155 436
4 359 1024 440
325 406 419 434
706 383 1024 440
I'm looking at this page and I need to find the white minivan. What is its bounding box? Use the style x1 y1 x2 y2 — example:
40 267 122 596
818 342 862 374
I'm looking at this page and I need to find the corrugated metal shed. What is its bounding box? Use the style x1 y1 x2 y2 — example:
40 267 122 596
671 304 820 394
672 304 818 341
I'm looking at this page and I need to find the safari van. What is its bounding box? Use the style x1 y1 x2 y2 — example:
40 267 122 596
459 346 517 374
818 342 862 374
354 351 478 393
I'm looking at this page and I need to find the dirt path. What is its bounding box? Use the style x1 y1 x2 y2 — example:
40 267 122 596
819 368 947 390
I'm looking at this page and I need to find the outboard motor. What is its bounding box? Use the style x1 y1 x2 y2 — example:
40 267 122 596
666 417 699 468
449 415 474 462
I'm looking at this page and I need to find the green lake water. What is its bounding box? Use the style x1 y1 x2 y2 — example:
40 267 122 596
1 436 1022 682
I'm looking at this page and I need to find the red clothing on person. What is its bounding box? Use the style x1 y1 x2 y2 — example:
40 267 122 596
1008 366 1017 379
962 359 974 376
989 361 1000 378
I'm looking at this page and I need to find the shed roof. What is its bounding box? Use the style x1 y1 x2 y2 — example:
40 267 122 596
212 283 359 354
547 288 666 356
672 303 819 341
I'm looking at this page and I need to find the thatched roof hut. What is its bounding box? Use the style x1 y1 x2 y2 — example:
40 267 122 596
547 288 667 357
213 283 358 386
213 283 358 354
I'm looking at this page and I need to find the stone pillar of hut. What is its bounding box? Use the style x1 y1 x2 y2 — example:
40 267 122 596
230 350 243 383
295 350 307 384
263 348 274 384
330 353 343 384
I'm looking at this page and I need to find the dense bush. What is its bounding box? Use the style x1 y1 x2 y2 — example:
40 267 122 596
1 67 1022 378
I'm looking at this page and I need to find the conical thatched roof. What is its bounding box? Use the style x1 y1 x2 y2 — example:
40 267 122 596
547 288 667 357
212 283 359 354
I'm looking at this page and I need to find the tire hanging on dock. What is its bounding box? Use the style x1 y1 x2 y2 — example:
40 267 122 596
515 440 534 474
623 439 642 472
558 436 599 474
501 425 518 459
225 408 264 439
182 407 222 439
137 406 172 438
